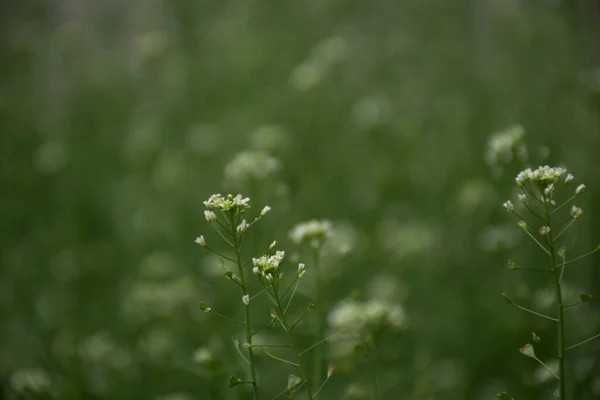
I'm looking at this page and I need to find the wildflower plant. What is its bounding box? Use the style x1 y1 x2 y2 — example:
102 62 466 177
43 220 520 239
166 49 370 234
196 194 336 399
289 219 333 388
499 166 600 400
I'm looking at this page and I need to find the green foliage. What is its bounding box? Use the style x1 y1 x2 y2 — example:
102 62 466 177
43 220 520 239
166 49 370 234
1 1 600 399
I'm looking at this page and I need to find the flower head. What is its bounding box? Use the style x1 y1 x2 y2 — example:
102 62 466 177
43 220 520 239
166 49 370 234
539 226 551 236
203 194 250 213
242 295 250 306
564 174 574 184
575 184 586 195
237 219 248 234
515 166 566 188
195 236 207 247
252 251 286 280
289 220 333 246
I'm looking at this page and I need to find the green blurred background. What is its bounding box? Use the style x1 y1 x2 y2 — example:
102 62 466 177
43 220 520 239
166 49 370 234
2 1 600 399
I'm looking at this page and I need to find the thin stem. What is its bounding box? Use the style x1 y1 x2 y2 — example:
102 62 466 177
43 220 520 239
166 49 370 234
515 267 553 272
284 278 301 314
502 294 558 322
211 223 234 247
262 349 299 366
370 346 382 400
274 289 314 400
290 307 311 331
544 201 566 399
512 211 539 231
313 376 331 399
232 220 260 400
312 246 325 389
551 193 577 215
203 245 237 264
299 332 341 356
552 218 577 242
523 229 551 256
523 185 544 205
208 310 245 325
534 357 560 380
523 203 546 222
564 332 600 351
558 248 599 269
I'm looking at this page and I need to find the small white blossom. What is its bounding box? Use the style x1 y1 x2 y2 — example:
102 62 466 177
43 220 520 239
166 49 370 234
503 200 514 213
518 194 527 204
570 205 583 219
261 206 271 216
564 174 574 184
253 266 260 275
298 263 306 279
575 184 586 195
242 295 250 306
269 240 277 250
237 219 248 234
204 210 217 221
539 226 551 236
266 273 273 283
195 236 207 247
518 221 527 231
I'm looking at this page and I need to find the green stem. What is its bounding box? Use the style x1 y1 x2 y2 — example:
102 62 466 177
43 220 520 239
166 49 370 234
274 291 314 400
312 246 324 389
233 218 260 400
370 337 382 400
544 202 566 399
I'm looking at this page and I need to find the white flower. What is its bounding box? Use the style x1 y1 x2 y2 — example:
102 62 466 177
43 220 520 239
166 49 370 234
503 200 514 213
564 174 574 184
195 236 207 247
575 184 586 195
204 210 217 221
518 194 527 204
242 295 250 306
298 263 306 279
289 220 333 245
253 266 260 275
261 206 271 216
570 205 583 219
539 226 551 236
518 221 527 231
269 240 277 250
237 219 248 233
266 273 273 283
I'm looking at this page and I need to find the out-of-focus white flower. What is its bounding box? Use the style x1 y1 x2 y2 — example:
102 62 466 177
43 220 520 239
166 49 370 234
224 151 280 184
503 201 514 212
518 194 527 204
539 226 551 236
570 205 583 219
289 220 333 246
242 295 250 306
576 184 586 195
9 368 51 394
269 240 277 250
261 206 271 216
564 174 574 184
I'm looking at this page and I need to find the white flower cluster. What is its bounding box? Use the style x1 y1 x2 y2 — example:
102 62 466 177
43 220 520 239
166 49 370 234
252 251 285 281
203 193 250 212
224 150 280 183
9 368 51 394
328 298 405 335
485 125 526 166
289 219 333 246
515 166 566 188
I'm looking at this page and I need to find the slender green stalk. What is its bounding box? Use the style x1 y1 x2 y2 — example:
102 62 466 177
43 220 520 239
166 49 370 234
312 246 324 388
274 290 314 400
544 202 566 399
370 337 382 400
232 215 260 400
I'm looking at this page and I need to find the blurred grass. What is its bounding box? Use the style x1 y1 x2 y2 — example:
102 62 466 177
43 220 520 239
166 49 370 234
1 0 600 399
